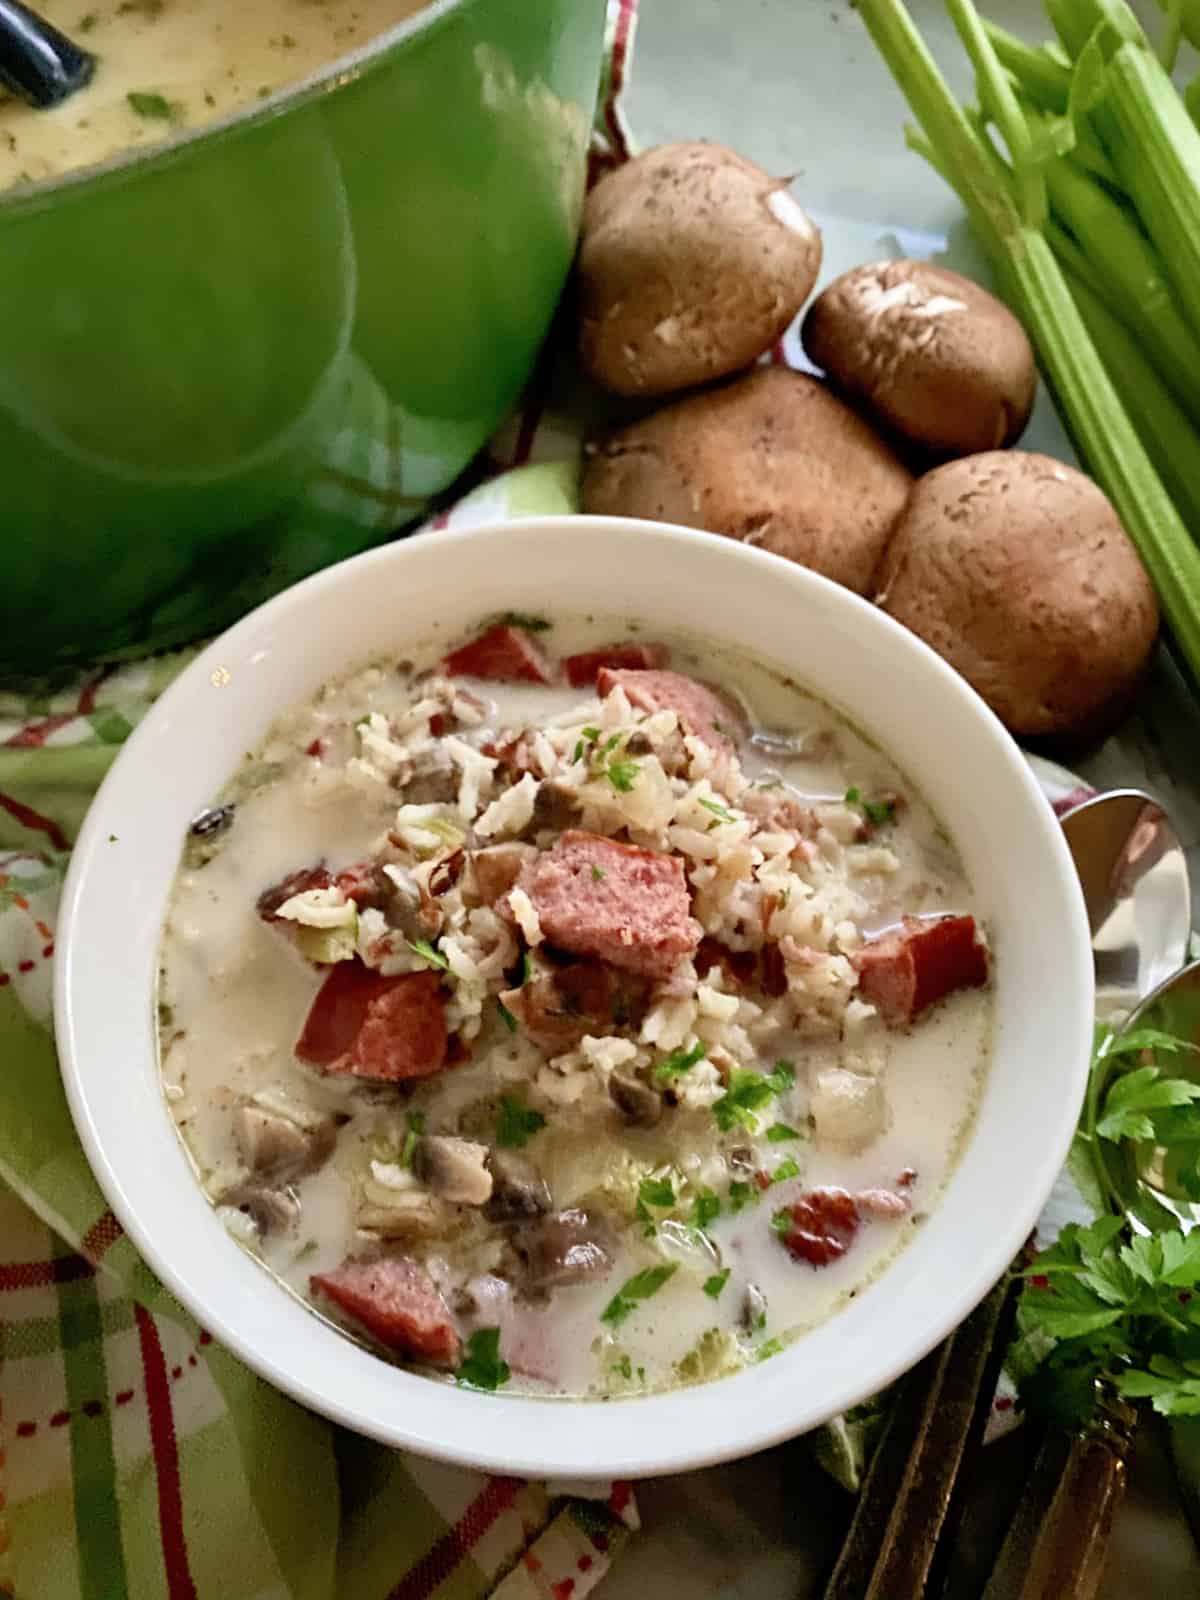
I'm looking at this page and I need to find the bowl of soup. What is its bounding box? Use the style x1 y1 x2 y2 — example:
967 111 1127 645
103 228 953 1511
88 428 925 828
55 517 1093 1478
0 0 606 675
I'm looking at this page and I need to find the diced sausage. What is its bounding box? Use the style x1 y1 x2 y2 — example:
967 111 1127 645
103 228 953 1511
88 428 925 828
775 1188 861 1268
334 860 392 910
441 624 552 685
296 961 448 1081
310 1255 460 1366
471 842 537 906
428 848 466 898
563 641 670 687
854 914 989 1027
256 864 332 921
597 667 746 752
503 957 651 1053
510 830 701 981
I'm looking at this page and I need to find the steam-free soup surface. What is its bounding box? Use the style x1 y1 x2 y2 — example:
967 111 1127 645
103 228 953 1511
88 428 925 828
0 1 431 190
158 614 993 1398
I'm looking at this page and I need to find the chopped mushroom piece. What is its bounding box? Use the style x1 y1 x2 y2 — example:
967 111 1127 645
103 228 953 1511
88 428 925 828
234 1096 337 1182
218 1181 301 1237
486 1150 552 1221
609 1070 663 1127
515 1208 614 1290
412 1136 494 1206
742 1283 768 1331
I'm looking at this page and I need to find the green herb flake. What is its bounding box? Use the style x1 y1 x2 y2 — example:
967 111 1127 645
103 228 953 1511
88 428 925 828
127 90 175 120
770 1157 801 1185
497 1000 518 1034
653 1041 706 1083
614 1354 633 1380
591 865 607 882
756 1337 784 1363
600 1264 678 1328
638 1175 676 1209
713 1062 794 1133
771 1207 794 1235
399 1110 427 1169
863 798 897 827
692 1189 721 1230
457 1327 511 1392
77 12 98 31
843 786 861 805
605 757 641 794
581 725 602 741
698 796 738 824
729 1181 756 1214
703 1269 731 1299
406 937 449 972
501 612 552 633
572 740 585 763
495 1094 545 1149
767 1123 802 1142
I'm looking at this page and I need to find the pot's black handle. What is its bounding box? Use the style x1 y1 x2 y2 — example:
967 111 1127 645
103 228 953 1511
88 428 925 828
0 0 94 109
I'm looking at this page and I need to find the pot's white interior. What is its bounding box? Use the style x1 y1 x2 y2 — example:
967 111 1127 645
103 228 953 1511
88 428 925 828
55 517 1093 1478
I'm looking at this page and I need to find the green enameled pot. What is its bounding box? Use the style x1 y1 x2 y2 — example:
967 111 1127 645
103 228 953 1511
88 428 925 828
0 0 606 677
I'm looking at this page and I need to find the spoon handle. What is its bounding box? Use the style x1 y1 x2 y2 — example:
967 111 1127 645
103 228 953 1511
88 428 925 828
0 0 95 109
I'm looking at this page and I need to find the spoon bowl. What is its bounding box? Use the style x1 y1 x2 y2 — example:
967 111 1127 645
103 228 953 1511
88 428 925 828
1060 789 1192 1021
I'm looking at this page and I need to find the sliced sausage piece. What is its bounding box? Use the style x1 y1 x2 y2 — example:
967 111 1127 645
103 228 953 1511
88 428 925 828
310 1255 461 1366
441 624 552 685
503 958 652 1053
334 860 392 911
597 666 745 753
296 961 448 1081
854 914 989 1027
511 830 701 981
775 1188 861 1268
563 641 670 687
515 1209 614 1290
257 864 332 921
471 842 537 907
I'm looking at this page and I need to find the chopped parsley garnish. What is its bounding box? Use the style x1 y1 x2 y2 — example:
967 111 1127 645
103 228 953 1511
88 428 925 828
457 1327 511 1391
703 1269 731 1299
844 786 861 805
399 1110 427 1168
501 612 552 633
638 1175 676 1209
605 757 641 793
756 1337 784 1363
591 865 607 882
581 725 602 741
653 1041 706 1083
407 937 449 972
767 1123 802 1142
712 1061 795 1133
496 999 518 1033
844 786 896 827
698 796 737 824
572 741 584 763
614 1354 633 1380
728 1181 757 1213
692 1189 721 1230
520 950 534 986
600 1264 678 1328
127 90 175 120
496 1095 545 1148
771 1208 794 1234
770 1157 801 1185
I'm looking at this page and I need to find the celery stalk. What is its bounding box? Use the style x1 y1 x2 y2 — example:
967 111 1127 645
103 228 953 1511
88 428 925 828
984 21 1071 110
856 0 1200 683
946 0 1047 225
1064 269 1200 536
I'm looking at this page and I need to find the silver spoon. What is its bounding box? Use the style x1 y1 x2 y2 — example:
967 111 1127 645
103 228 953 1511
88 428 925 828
0 0 95 109
1060 788 1193 1022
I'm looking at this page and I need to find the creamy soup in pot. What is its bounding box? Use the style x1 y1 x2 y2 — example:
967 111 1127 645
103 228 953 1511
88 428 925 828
0 0 432 190
157 614 994 1398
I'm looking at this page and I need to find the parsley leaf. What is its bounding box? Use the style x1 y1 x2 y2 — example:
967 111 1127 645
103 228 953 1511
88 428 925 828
1118 1356 1200 1416
591 864 607 881
127 90 176 120
600 1264 678 1327
713 1061 794 1132
1096 1063 1200 1144
407 937 449 972
495 1095 545 1148
496 999 518 1033
756 1337 784 1363
653 1041 706 1082
605 757 641 793
703 1269 731 1299
770 1157 801 1185
728 1180 757 1213
613 1354 633 1380
638 1175 676 1209
457 1327 511 1391
843 786 861 805
399 1110 427 1169
692 1189 721 1230
581 725 602 741
767 1122 802 1143
698 796 737 824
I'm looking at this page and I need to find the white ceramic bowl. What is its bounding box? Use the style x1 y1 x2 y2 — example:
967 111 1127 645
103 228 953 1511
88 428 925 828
55 517 1093 1479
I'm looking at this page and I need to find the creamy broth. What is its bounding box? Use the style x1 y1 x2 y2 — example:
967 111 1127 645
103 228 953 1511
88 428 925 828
158 614 993 1398
0 0 431 190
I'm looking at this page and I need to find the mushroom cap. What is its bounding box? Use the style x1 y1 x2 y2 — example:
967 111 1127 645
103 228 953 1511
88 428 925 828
578 141 822 397
581 367 913 595
803 259 1036 458
875 451 1159 737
